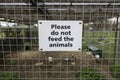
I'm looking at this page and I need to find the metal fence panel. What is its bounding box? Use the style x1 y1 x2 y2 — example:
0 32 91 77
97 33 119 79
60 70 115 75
0 0 120 80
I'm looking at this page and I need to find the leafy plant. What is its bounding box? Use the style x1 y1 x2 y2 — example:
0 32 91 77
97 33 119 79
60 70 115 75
0 72 19 80
76 68 106 80
110 66 120 78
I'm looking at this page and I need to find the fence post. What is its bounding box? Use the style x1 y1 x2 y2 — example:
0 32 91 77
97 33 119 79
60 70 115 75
115 16 119 64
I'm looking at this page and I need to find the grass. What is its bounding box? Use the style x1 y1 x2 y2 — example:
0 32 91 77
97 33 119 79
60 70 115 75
0 72 19 80
76 68 106 80
110 66 120 78
83 31 115 59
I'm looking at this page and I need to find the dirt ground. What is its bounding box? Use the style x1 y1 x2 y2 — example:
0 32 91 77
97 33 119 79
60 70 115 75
0 51 115 80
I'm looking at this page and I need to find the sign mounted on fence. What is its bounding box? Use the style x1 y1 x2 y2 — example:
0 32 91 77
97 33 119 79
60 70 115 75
38 20 83 51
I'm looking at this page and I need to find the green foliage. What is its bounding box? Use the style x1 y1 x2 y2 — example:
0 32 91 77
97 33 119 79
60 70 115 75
76 68 106 80
0 72 19 80
6 60 17 65
82 42 87 50
110 66 120 78
83 31 115 59
0 32 6 39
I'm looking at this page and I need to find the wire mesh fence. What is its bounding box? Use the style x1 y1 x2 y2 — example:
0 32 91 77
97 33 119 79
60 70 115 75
0 0 120 80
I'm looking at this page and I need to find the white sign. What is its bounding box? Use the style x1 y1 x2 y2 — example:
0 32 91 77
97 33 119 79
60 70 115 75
38 20 83 51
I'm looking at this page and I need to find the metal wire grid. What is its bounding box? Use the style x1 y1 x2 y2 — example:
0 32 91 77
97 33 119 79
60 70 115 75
0 0 119 80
